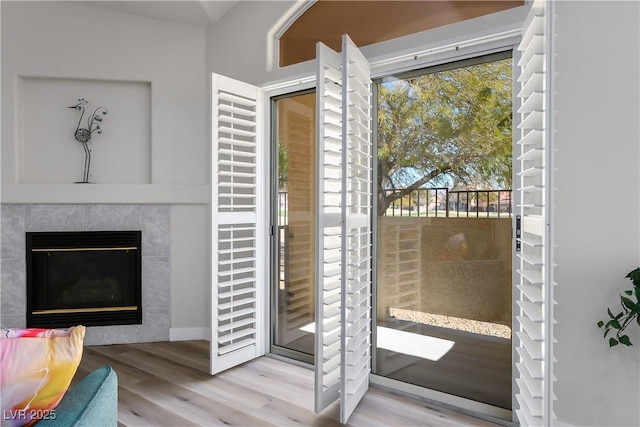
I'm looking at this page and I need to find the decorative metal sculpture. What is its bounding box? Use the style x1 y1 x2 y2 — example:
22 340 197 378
68 98 108 183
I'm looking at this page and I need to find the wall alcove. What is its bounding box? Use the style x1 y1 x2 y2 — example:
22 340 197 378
17 77 151 185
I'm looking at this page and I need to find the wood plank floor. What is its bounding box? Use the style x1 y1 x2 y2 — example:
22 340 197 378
75 341 502 427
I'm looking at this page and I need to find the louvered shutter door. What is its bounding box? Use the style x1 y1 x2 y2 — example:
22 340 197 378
314 42 344 413
211 74 264 375
514 1 554 425
340 34 372 424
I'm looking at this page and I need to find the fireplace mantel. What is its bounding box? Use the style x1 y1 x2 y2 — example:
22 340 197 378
1 184 209 204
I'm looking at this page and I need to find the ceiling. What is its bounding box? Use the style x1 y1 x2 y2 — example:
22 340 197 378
86 1 240 26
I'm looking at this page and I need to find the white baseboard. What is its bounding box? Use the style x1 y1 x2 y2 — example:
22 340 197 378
170 327 210 341
553 420 576 427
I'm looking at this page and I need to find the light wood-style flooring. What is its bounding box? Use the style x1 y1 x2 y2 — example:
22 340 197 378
75 340 501 427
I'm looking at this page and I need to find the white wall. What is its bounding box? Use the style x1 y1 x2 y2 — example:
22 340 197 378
2 1 207 185
1 1 210 330
552 1 640 426
206 1 309 86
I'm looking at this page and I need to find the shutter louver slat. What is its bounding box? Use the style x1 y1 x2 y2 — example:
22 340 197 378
516 378 544 417
218 316 254 333
517 332 543 360
518 253 544 266
518 298 543 323
211 74 263 375
517 347 543 379
218 327 256 344
518 91 544 114
217 338 256 356
517 316 543 342
519 110 544 130
519 129 544 149
518 268 544 285
518 73 544 99
518 54 544 83
518 283 543 303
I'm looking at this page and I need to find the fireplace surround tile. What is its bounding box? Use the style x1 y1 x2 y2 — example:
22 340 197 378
1 259 25 315
142 256 170 309
26 204 84 231
84 324 142 346
0 314 24 329
141 205 170 257
139 308 170 342
0 203 170 345
1 204 25 260
84 204 141 231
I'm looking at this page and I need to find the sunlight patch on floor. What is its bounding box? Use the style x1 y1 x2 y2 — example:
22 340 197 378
300 322 455 361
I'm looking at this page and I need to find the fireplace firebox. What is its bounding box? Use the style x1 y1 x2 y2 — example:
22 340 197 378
26 231 142 328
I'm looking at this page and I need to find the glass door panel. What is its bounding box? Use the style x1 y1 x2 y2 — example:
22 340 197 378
272 91 316 359
374 53 513 410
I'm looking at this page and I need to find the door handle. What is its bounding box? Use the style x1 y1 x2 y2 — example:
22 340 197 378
516 215 521 252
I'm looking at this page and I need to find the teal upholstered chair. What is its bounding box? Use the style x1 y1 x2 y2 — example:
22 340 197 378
35 365 118 427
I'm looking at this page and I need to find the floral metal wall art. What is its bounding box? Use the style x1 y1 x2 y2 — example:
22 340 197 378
68 98 108 183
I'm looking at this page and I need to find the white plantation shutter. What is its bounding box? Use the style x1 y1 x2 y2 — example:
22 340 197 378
340 34 372 425
314 35 372 424
314 41 344 413
211 74 264 375
514 1 554 425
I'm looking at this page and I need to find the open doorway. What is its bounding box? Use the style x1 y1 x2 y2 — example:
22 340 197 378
270 90 316 363
373 52 514 410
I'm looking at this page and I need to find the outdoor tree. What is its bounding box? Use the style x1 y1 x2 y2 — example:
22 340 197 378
377 58 513 214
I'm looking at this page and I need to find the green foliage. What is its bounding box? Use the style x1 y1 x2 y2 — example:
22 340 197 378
598 267 640 347
377 57 513 213
278 140 288 190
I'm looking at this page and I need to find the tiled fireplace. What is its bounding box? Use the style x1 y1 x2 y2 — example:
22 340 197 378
1 204 170 345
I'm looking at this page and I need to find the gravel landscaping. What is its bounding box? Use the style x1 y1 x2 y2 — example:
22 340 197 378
389 307 512 339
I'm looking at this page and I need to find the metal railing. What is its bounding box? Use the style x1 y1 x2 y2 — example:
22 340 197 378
277 188 512 219
382 188 512 218
277 191 288 226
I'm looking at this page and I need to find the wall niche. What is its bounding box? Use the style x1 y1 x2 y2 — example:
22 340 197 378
17 77 151 184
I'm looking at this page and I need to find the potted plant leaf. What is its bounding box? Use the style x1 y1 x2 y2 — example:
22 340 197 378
597 267 640 347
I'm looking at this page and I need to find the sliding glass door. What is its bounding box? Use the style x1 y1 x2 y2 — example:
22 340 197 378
270 90 316 362
373 53 514 411
268 49 514 417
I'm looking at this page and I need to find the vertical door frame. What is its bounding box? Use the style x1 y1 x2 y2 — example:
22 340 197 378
262 77 317 360
268 87 318 364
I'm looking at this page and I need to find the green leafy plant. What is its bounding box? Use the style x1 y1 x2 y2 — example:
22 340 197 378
597 267 640 347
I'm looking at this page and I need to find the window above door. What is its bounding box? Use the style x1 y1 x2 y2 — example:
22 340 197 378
278 0 523 67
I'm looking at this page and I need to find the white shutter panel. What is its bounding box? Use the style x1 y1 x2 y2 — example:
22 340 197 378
314 41 344 413
514 1 554 425
211 73 264 375
340 34 372 425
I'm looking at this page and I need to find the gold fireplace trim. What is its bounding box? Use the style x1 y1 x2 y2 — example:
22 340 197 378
32 247 138 252
32 306 138 315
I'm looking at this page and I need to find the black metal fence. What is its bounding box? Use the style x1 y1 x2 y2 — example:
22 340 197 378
382 188 512 218
277 188 512 219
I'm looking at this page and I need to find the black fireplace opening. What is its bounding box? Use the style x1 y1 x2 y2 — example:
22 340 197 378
26 231 142 328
